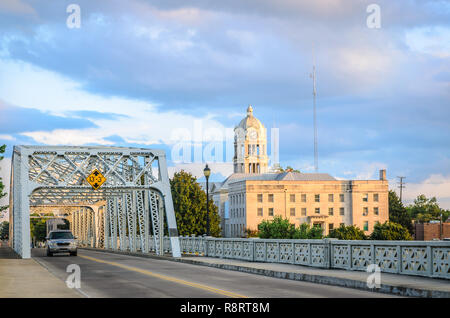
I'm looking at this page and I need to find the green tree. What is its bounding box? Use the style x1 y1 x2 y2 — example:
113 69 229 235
30 218 47 243
294 223 311 239
244 228 259 238
328 224 367 240
257 216 324 239
308 225 325 239
0 221 9 240
170 170 221 237
369 221 412 240
258 216 297 239
0 145 8 215
279 166 300 173
388 190 413 234
407 195 450 224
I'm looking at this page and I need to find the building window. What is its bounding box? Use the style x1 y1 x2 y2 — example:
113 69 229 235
257 194 263 203
269 208 274 216
340 207 345 215
301 208 307 216
328 194 334 202
328 207 334 216
315 207 320 214
363 207 369 216
339 194 344 202
290 208 295 216
315 194 320 202
373 193 379 202
257 208 263 216
363 221 369 231
290 194 295 202
301 194 307 202
268 194 274 203
363 193 368 202
374 207 379 215
329 223 334 231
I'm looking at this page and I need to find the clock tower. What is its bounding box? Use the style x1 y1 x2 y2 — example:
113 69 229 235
233 105 269 174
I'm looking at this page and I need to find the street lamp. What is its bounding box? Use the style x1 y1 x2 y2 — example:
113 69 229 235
203 164 211 236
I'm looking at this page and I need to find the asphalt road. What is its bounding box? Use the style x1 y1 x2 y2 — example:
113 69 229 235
32 248 397 298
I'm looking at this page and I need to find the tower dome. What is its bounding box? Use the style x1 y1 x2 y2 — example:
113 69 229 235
233 105 268 174
236 104 264 130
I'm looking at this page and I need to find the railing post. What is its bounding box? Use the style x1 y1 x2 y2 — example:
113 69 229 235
323 238 335 269
397 245 402 274
348 243 352 270
277 241 280 263
291 241 295 264
264 241 267 262
371 243 375 266
427 245 433 277
308 242 312 266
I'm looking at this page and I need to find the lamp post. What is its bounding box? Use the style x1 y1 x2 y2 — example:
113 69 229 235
204 164 211 236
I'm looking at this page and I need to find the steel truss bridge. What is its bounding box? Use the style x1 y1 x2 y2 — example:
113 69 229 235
9 145 181 258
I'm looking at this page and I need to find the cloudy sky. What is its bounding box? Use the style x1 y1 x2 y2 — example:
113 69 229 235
0 0 449 215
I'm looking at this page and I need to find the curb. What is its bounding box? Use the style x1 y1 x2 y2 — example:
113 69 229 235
80 248 450 298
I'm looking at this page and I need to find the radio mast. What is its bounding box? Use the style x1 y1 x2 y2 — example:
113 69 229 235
310 45 318 172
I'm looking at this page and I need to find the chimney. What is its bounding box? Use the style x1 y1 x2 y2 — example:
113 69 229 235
379 169 386 181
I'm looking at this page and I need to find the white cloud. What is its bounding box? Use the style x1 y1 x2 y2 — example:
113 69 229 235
0 134 15 141
405 26 450 58
0 58 228 147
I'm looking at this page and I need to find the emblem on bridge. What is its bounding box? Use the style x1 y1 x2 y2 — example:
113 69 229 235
86 169 106 190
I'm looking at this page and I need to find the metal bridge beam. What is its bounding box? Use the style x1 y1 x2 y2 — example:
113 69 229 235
10 145 181 258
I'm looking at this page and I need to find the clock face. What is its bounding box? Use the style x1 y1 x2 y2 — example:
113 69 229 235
248 130 257 140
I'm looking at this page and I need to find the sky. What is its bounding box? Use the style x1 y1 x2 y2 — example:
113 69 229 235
0 0 449 219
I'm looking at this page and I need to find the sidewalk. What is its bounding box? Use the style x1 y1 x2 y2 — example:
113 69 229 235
83 248 450 298
176 256 450 298
0 247 80 298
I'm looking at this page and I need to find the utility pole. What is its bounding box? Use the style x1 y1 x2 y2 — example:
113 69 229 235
310 44 318 172
397 176 406 203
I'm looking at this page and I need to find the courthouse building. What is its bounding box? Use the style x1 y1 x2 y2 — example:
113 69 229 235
211 106 389 237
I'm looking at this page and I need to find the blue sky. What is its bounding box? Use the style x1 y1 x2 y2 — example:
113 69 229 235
0 0 449 211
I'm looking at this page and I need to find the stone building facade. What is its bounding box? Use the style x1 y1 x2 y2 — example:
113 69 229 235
225 171 388 237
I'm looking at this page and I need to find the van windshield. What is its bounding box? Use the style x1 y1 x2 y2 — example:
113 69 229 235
49 232 74 239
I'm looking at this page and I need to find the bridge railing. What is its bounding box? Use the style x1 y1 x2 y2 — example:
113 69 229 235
148 236 450 279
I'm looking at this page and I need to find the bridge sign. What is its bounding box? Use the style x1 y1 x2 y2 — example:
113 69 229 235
87 169 106 190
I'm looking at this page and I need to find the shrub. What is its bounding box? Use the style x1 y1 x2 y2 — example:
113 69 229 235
369 221 413 240
328 225 367 240
258 216 323 239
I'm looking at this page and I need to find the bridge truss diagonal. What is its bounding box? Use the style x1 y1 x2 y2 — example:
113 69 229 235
9 145 181 259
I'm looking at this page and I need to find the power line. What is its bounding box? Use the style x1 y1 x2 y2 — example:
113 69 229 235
397 176 406 203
